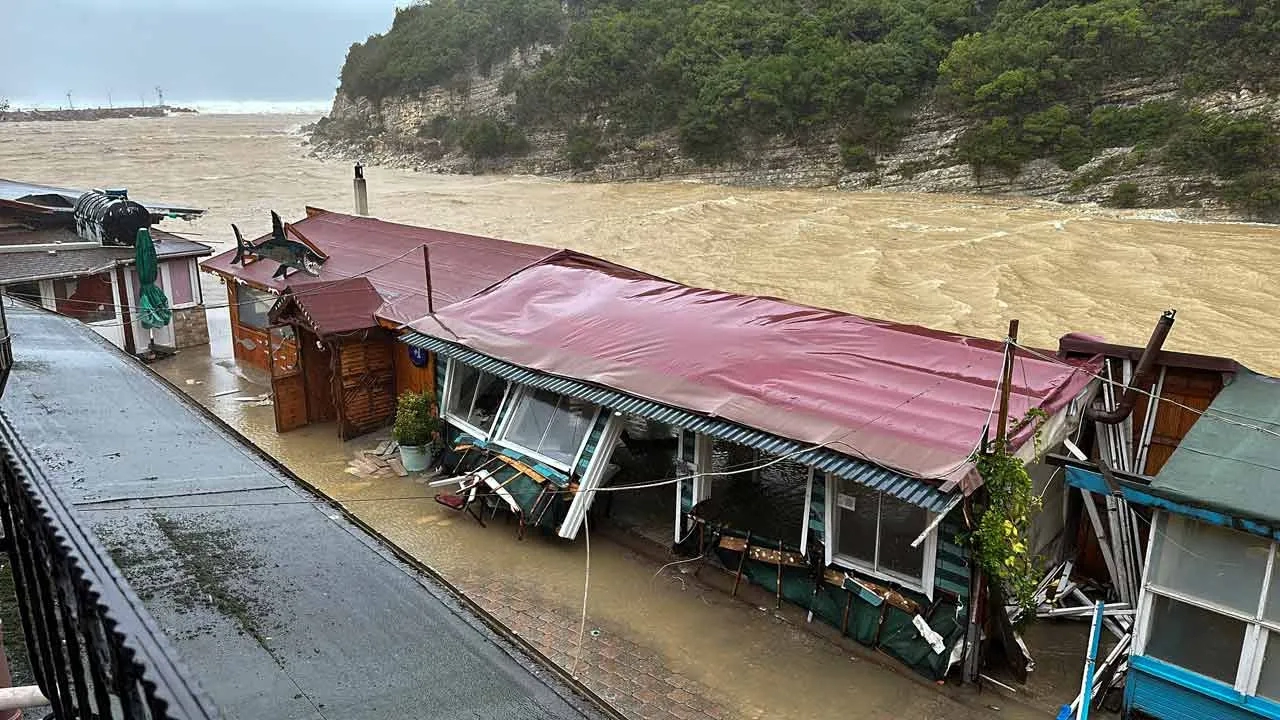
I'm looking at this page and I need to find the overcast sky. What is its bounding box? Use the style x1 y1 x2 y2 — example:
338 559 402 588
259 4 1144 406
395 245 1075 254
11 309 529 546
1 0 398 107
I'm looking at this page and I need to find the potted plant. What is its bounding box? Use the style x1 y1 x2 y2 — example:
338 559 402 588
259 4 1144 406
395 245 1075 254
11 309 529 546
394 390 439 473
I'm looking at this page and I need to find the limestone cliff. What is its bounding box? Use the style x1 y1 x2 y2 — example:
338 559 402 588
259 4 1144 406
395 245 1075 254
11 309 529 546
309 67 1280 215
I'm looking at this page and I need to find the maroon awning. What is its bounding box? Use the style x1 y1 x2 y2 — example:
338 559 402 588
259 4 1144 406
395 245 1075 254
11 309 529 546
203 208 557 314
407 252 1101 483
269 277 385 338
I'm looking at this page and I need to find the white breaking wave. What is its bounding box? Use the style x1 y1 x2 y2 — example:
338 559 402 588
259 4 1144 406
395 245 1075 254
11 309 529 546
179 100 332 115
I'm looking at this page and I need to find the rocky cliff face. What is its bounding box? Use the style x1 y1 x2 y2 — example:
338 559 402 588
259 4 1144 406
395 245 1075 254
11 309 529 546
310 66 1279 212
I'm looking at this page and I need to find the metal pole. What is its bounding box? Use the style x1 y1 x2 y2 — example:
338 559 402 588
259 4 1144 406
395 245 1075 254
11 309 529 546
353 163 369 216
423 245 434 315
995 319 1020 447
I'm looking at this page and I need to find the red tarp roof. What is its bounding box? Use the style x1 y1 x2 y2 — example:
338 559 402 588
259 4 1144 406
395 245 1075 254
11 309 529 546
269 277 385 338
202 209 557 316
407 252 1100 484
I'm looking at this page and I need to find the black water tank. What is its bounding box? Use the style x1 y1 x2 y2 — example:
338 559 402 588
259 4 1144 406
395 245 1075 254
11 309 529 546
73 189 152 246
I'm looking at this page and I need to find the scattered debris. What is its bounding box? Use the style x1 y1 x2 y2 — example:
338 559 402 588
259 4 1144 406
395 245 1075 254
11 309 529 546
210 388 241 398
388 458 407 477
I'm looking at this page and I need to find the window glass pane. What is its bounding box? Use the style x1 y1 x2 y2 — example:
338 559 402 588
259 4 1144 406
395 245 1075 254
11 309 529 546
1149 514 1269 614
1258 632 1280 701
538 397 594 465
835 481 878 565
1266 549 1280 624
446 363 481 421
467 372 507 433
878 495 927 580
237 286 274 330
500 389 597 466
168 259 194 305
1145 594 1245 685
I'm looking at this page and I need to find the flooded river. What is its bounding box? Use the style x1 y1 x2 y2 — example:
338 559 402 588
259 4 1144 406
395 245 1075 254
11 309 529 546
1 112 1277 373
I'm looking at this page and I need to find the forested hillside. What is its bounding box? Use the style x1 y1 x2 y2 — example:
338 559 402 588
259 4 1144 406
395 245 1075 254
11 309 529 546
326 0 1280 216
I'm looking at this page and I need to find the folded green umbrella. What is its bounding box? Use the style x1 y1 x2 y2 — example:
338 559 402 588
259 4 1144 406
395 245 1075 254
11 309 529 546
135 228 172 329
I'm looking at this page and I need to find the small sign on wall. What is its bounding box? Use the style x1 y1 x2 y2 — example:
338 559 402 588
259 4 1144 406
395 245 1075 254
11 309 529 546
836 493 857 512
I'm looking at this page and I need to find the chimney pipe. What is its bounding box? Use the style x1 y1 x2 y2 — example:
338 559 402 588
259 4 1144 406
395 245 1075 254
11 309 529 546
353 162 369 216
1087 309 1177 424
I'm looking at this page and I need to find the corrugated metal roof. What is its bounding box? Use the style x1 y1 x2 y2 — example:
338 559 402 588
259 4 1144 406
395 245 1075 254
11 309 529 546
1152 369 1280 525
269 277 384 337
0 229 212 284
406 332 958 512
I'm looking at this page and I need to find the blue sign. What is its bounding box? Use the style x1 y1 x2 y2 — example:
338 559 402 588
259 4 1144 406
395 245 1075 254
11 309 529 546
408 346 429 368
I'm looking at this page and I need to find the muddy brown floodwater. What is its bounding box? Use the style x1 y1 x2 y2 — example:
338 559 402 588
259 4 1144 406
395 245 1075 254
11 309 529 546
2 112 1278 372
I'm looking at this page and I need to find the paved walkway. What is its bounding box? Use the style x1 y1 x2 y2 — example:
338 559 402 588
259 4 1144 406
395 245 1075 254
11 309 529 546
1 305 604 720
152 338 1055 720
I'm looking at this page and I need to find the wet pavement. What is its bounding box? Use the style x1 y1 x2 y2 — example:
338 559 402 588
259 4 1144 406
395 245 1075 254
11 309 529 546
142 309 1058 720
0 304 605 720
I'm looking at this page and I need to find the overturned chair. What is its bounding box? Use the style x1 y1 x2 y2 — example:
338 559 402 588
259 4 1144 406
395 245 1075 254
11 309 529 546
432 439 573 538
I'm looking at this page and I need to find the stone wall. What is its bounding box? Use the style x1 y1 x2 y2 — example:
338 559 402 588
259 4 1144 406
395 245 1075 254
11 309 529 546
171 305 209 349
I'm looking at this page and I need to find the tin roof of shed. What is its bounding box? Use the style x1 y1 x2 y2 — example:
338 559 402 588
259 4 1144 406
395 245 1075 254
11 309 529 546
202 208 557 318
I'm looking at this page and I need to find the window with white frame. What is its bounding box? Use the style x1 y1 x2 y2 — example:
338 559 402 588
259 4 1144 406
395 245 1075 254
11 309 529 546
496 387 598 469
1139 512 1280 699
443 360 510 437
830 477 935 592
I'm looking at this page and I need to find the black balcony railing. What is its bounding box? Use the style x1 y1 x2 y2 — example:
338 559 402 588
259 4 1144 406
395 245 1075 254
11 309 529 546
0 299 11 397
0 414 220 719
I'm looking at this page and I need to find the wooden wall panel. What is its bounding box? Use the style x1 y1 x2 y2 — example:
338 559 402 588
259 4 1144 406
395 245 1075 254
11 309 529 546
336 335 397 439
227 284 270 370
1141 367 1224 475
392 341 435 398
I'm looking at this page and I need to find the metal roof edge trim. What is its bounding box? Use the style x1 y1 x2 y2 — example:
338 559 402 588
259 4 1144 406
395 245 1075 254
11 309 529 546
403 331 956 512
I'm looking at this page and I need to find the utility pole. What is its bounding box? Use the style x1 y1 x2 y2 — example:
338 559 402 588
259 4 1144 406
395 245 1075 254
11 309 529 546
995 319 1020 447
107 91 113 109
155 86 164 108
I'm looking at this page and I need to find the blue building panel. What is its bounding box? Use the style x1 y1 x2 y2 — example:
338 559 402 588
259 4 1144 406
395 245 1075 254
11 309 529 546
1128 655 1280 720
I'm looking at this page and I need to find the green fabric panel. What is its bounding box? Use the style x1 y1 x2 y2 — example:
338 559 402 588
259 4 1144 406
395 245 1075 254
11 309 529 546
575 411 611 476
1152 370 1280 524
712 532 962 680
935 518 970 600
434 353 446 405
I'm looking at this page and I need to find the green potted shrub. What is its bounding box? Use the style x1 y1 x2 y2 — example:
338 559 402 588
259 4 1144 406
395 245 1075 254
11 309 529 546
394 390 440 472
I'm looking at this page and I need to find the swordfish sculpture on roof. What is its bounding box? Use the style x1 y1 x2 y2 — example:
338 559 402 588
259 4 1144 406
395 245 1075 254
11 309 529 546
230 211 327 278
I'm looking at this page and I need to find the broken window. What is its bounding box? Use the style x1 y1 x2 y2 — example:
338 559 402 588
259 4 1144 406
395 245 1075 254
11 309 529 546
832 477 933 590
443 361 509 437
1140 513 1280 696
497 387 598 469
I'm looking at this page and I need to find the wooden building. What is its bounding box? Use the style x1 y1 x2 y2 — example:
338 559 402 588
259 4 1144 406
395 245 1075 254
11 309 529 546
201 207 555 438
0 179 210 354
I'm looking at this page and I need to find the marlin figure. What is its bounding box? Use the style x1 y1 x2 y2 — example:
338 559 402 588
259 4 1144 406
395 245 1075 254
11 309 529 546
230 211 326 278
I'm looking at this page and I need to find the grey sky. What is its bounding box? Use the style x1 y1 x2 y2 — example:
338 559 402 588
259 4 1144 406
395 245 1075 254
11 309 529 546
1 0 399 107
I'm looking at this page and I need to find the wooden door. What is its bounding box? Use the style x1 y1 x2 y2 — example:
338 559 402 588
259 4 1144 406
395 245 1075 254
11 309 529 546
269 325 308 433
335 337 396 439
299 329 337 423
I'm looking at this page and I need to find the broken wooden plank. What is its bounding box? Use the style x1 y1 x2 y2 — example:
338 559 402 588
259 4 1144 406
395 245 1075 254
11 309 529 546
388 457 407 477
